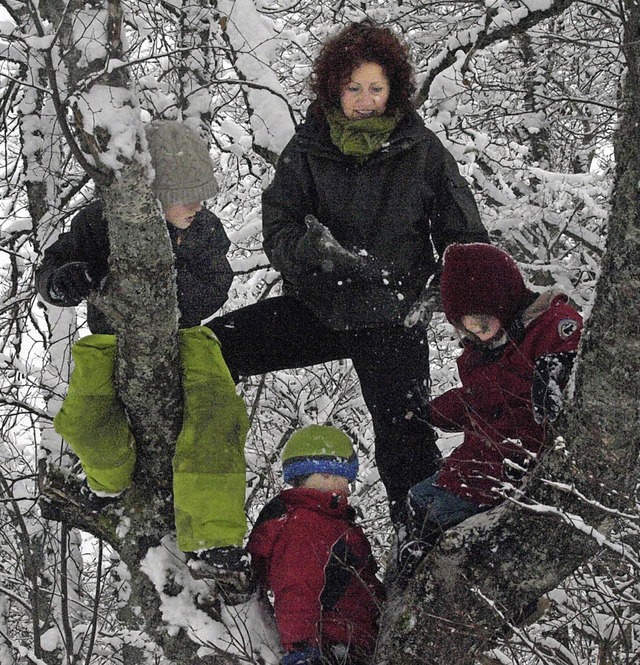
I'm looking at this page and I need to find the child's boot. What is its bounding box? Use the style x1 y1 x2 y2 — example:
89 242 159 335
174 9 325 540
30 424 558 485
187 546 253 604
395 498 441 586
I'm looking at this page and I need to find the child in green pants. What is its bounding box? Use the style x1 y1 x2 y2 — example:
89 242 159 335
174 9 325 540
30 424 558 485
37 121 250 590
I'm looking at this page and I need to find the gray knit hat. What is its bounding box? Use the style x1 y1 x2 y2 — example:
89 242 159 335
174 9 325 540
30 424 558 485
145 120 219 208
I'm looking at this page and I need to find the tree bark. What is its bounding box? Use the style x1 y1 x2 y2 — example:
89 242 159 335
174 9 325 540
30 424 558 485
94 161 183 548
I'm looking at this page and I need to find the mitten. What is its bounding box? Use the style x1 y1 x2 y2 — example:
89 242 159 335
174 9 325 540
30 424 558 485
531 352 576 424
281 646 321 665
49 262 94 305
297 215 364 275
404 277 442 328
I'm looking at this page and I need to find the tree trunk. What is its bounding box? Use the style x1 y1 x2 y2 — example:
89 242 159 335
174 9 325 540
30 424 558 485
96 162 182 552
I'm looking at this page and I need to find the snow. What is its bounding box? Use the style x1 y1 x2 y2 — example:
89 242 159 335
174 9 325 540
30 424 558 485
23 35 55 50
218 0 296 154
140 538 281 662
71 85 145 172
72 9 109 67
39 627 61 652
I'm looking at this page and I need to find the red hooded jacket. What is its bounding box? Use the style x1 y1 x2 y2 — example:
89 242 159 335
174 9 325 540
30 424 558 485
432 292 583 505
247 487 384 654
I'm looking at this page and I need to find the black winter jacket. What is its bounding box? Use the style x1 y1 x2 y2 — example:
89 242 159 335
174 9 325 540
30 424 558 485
262 109 489 329
36 201 233 334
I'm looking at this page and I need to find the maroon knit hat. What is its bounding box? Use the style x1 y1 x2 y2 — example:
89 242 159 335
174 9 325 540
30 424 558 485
441 243 532 327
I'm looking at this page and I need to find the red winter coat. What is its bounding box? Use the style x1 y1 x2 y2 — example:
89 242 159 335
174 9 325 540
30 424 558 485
433 292 583 505
246 487 384 654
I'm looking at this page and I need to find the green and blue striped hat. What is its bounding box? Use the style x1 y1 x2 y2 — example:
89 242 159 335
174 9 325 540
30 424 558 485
282 425 359 484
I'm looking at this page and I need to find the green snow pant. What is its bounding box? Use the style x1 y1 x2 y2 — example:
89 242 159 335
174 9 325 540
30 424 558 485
53 327 249 552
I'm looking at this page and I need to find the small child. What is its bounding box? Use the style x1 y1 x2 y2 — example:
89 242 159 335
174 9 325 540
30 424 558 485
247 425 385 665
400 243 583 575
36 120 233 334
37 121 250 593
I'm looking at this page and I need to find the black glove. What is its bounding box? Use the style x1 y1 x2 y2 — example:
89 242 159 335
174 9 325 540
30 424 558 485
404 277 442 329
296 215 365 276
48 262 94 305
281 646 321 665
531 352 576 424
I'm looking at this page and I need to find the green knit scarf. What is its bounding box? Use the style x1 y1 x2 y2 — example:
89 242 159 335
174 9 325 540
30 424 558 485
327 110 398 158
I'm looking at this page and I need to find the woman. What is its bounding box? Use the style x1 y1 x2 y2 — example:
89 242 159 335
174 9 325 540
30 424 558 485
208 20 489 523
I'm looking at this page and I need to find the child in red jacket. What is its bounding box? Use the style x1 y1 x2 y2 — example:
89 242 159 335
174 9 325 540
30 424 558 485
247 425 385 665
400 243 583 576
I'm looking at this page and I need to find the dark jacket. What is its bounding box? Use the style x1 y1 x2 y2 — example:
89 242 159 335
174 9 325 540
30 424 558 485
262 109 489 329
247 487 385 655
36 201 233 334
432 292 583 505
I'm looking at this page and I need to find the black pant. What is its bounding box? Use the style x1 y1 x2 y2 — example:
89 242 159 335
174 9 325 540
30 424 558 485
207 295 439 514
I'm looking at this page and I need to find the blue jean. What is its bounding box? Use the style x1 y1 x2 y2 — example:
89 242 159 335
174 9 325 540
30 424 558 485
395 474 490 579
408 472 488 534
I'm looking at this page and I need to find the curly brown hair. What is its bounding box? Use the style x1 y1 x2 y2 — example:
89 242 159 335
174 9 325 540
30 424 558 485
309 20 416 117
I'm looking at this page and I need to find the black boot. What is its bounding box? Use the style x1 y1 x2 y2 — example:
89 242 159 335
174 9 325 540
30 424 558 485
395 498 442 587
187 546 255 604
396 524 440 585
